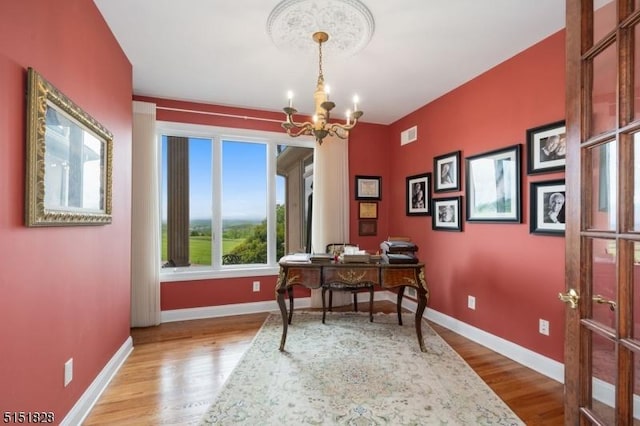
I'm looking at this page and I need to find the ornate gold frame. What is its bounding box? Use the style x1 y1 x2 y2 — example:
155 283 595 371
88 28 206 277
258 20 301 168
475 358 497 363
25 68 113 226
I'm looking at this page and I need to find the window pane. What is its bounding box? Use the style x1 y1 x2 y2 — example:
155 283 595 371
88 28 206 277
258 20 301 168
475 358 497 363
634 352 640 421
634 134 640 231
591 42 617 137
221 140 267 265
161 136 212 267
633 241 640 340
276 175 285 260
634 24 640 122
594 1 616 43
588 140 617 231
590 332 616 424
590 237 616 330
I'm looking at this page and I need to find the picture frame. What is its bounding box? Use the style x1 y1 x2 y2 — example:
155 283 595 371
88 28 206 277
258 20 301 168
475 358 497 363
434 150 461 192
406 172 432 216
526 120 566 175
358 202 378 219
358 219 377 236
355 175 381 200
25 68 113 227
432 196 463 232
530 179 566 236
465 144 521 223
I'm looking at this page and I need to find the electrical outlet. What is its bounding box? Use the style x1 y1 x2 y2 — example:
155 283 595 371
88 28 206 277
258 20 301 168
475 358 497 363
539 319 550 336
64 358 73 387
406 287 417 298
468 295 476 310
252 281 260 292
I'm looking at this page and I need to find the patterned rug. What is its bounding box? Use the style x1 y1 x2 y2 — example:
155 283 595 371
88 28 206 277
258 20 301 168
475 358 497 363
200 312 524 425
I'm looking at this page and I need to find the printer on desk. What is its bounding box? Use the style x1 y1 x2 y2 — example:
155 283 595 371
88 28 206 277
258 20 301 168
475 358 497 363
380 238 419 264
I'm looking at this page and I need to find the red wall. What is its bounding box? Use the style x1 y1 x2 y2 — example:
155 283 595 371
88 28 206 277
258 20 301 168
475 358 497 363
135 96 391 309
388 31 566 361
0 0 132 419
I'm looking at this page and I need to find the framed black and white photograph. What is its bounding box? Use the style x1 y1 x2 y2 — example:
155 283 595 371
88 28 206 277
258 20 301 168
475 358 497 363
526 120 566 174
530 179 566 236
465 144 521 223
434 150 461 192
433 196 463 231
355 175 381 200
406 172 432 216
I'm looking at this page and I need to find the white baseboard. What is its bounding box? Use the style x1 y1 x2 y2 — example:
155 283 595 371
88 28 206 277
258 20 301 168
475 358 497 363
160 291 392 323
60 336 133 426
398 296 565 384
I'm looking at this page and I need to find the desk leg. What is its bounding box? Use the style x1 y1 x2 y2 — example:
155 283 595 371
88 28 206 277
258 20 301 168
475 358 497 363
277 288 288 351
415 288 427 352
287 287 294 325
396 286 405 325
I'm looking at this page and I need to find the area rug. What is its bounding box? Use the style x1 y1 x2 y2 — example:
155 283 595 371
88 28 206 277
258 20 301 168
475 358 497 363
200 312 524 425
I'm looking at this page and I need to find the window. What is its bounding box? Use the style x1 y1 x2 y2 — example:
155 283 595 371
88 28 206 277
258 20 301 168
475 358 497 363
158 121 314 280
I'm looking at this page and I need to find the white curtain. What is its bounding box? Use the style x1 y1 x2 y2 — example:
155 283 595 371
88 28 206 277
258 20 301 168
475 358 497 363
130 101 161 327
310 135 351 307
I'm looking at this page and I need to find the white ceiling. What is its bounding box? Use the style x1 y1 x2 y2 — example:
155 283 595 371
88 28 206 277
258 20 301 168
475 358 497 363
93 0 566 125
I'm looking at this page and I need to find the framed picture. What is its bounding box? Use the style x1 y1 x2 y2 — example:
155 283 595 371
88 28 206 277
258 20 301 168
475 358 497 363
526 120 566 174
406 172 432 216
432 196 463 232
25 68 113 227
434 150 461 192
355 175 381 200
465 144 521 223
359 202 378 219
530 179 566 236
358 219 377 236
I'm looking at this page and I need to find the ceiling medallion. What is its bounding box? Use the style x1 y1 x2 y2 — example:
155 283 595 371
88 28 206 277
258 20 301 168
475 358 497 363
266 0 375 58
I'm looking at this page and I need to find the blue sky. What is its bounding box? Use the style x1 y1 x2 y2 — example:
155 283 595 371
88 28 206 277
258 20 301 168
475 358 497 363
161 137 284 221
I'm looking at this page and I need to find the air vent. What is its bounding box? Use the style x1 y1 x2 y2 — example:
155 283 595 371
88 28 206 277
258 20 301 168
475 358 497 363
400 126 417 145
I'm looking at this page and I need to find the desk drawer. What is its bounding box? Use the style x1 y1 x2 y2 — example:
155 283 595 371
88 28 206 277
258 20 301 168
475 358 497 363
323 266 379 285
285 267 322 288
381 267 422 288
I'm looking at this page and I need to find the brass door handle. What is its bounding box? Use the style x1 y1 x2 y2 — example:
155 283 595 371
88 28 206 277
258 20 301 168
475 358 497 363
558 288 579 309
593 294 616 311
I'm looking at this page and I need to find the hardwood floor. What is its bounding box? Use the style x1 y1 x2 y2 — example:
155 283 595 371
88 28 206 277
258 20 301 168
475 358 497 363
84 302 564 425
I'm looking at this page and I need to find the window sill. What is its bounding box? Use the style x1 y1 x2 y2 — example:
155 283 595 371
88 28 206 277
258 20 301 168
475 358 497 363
160 265 280 282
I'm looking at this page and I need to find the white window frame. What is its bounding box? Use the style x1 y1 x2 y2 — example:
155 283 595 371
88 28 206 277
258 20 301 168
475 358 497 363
157 120 314 282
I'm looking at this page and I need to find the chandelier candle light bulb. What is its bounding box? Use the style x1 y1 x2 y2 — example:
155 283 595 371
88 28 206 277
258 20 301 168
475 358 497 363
281 31 363 144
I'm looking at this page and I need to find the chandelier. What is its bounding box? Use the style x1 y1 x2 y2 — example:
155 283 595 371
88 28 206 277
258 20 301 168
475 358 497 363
281 31 363 144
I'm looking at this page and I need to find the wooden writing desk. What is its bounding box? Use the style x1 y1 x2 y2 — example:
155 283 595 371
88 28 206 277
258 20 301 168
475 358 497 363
276 260 430 352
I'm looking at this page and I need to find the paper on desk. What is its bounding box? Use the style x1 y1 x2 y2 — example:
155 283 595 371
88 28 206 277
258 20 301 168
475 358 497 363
280 253 310 262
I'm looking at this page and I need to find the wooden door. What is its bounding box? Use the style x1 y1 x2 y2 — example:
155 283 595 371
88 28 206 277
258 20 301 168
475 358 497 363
564 0 640 424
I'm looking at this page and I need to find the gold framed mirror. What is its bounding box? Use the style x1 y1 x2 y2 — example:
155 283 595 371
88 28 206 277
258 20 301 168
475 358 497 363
25 68 113 226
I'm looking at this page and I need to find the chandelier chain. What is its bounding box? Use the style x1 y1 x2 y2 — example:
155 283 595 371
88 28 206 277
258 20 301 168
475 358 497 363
318 38 324 84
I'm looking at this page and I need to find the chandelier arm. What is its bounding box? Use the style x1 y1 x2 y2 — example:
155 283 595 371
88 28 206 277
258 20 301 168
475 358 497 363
285 126 313 138
285 116 314 130
327 117 360 133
